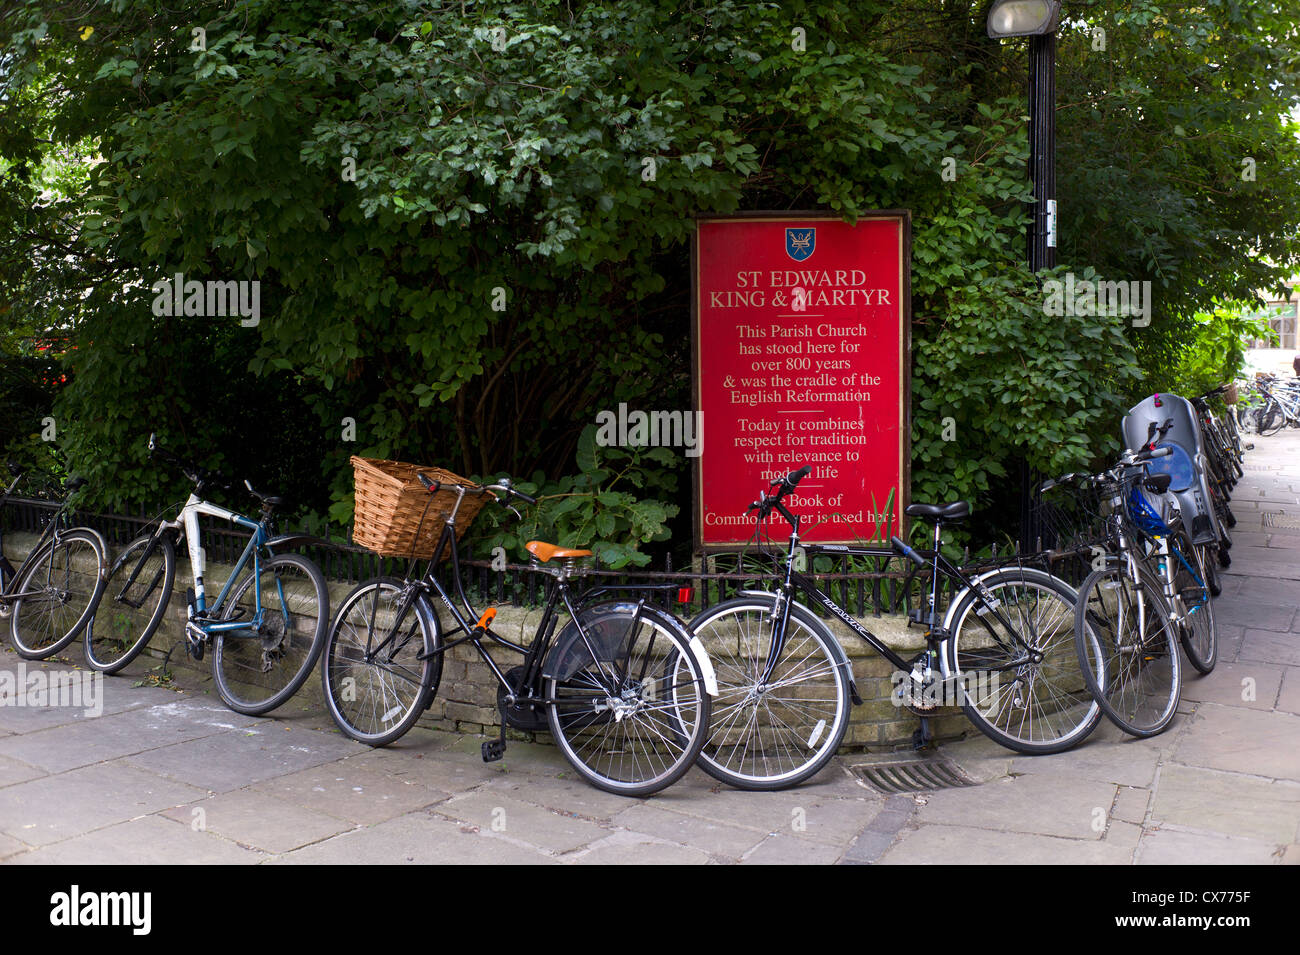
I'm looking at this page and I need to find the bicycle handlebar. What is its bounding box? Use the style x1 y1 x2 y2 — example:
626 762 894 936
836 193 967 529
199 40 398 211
417 473 537 508
746 463 814 523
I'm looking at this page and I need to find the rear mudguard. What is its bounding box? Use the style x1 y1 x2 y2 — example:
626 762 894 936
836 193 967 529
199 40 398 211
546 600 718 697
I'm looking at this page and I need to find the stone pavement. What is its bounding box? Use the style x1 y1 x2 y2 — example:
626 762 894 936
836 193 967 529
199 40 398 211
0 431 1295 865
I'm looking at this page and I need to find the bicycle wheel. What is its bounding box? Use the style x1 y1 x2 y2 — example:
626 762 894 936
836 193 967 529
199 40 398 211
321 577 439 745
687 595 850 790
1074 561 1181 737
1258 401 1284 435
1173 538 1217 674
85 534 176 673
211 552 330 715
8 529 107 659
944 566 1104 754
545 604 710 797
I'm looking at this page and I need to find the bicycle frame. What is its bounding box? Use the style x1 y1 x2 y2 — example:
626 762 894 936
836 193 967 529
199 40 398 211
123 492 281 639
366 488 675 708
757 520 1039 689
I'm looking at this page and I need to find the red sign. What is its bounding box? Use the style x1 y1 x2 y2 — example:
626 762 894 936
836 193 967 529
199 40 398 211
693 213 911 549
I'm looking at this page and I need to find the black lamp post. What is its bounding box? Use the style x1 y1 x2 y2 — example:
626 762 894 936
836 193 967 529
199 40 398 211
988 0 1062 553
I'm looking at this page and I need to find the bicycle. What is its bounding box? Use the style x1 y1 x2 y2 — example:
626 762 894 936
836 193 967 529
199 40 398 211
0 466 108 660
1064 448 1216 738
320 473 715 797
85 435 330 716
686 466 1104 791
1253 376 1300 435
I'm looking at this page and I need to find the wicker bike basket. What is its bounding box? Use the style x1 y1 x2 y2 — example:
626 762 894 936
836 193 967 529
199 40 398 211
350 456 489 560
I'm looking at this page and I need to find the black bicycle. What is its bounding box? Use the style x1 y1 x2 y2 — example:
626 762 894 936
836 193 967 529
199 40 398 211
321 474 714 797
687 466 1104 790
1 465 107 660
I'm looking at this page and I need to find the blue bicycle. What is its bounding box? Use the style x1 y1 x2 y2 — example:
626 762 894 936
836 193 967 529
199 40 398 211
85 435 330 715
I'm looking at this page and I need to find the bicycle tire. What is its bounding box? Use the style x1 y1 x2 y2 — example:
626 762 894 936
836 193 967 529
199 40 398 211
545 603 710 797
211 552 330 715
1258 401 1284 436
944 566 1104 754
1172 537 1217 675
1074 561 1181 738
8 529 107 659
321 577 439 745
686 595 851 790
84 534 176 673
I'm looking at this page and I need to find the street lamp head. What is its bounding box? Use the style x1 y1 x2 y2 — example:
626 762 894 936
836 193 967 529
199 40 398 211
987 0 1062 38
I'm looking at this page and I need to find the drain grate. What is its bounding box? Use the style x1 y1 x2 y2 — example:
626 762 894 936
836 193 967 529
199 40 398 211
1262 511 1300 532
850 756 979 795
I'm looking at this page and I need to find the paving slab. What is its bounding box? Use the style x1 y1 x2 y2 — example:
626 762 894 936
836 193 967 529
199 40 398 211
1277 667 1300 715
573 831 712 865
1172 704 1300 779
124 724 365 792
0 831 31 859
741 832 845 864
1178 661 1284 712
1215 624 1246 663
251 757 452 825
439 734 574 780
0 700 260 774
160 788 356 853
0 754 46 789
1237 629 1300 668
911 772 1117 839
270 811 555 865
1136 827 1283 865
0 761 207 846
482 772 648 821
610 802 768 858
8 813 267 865
1110 785 1152 825
647 781 882 846
1149 764 1300 843
934 733 1016 782
432 791 609 854
1211 600 1294 632
1104 820 1143 849
1004 720 1163 788
879 824 1134 865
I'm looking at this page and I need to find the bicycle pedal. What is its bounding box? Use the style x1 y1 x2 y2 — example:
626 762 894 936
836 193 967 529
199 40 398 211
481 740 507 762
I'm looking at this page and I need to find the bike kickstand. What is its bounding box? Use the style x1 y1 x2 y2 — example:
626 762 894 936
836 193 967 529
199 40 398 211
912 716 935 752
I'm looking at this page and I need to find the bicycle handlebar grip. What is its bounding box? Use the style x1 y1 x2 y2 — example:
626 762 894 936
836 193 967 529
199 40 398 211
1136 446 1172 462
891 535 927 568
417 473 441 493
510 488 537 505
